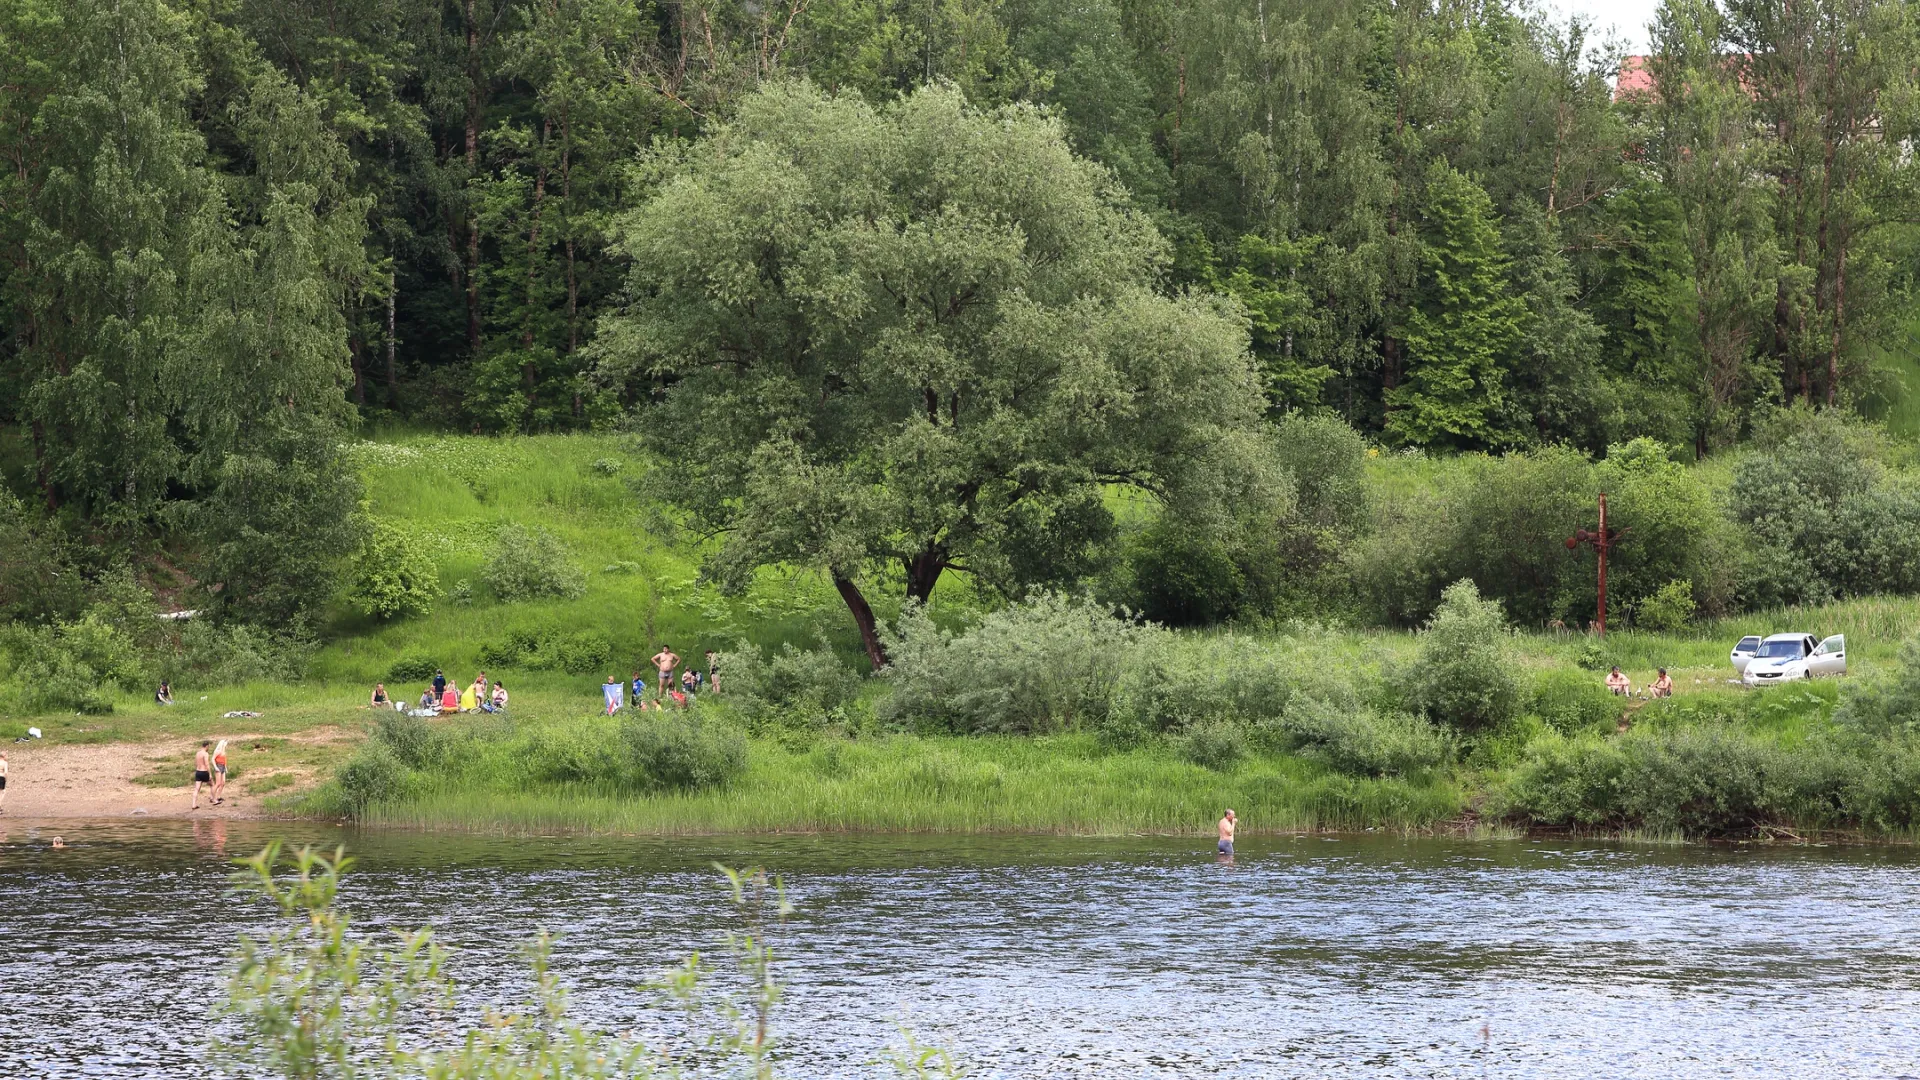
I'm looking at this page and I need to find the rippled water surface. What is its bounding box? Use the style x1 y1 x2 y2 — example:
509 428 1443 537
6 820 1920 1078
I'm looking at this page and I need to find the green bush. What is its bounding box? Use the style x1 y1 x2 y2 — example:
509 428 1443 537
880 594 1149 734
1127 519 1245 627
543 631 612 674
373 711 441 770
482 525 586 602
387 654 440 682
1500 724 1874 836
1835 633 1920 738
336 740 409 814
0 610 148 714
1406 580 1521 732
477 626 609 673
1178 720 1247 770
717 640 861 732
1280 694 1451 777
1531 667 1622 735
619 709 748 791
169 621 311 686
346 521 442 619
1635 579 1695 631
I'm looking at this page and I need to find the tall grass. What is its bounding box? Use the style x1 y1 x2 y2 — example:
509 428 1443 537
360 731 1466 836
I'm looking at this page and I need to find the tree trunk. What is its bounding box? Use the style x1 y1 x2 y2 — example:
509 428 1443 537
385 273 400 409
464 0 482 359
834 572 888 670
904 548 946 603
349 332 367 405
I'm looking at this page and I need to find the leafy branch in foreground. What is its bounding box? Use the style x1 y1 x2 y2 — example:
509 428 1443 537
218 844 961 1079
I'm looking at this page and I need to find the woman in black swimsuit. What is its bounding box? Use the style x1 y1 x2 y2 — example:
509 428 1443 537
370 683 389 708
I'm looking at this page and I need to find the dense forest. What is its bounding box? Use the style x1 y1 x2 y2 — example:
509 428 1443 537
1 0 1919 643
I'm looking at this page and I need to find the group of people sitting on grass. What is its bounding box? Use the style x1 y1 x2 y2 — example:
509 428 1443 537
1606 666 1674 698
601 646 718 715
366 669 509 716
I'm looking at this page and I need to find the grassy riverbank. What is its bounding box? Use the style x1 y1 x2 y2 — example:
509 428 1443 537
352 725 1466 835
7 431 1920 840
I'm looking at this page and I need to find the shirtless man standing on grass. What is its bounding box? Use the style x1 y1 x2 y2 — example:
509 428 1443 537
651 646 680 696
192 741 214 810
1217 809 1236 858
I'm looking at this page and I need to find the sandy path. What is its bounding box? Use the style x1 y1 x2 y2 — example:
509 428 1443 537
0 732 347 819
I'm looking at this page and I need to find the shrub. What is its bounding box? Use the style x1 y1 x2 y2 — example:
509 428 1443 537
1500 724 1870 836
387 654 440 682
373 712 441 770
1728 408 1920 604
1178 720 1247 770
0 610 148 714
716 640 861 732
1635 579 1695 631
448 578 474 605
477 626 609 672
346 521 441 619
1127 519 1244 627
1280 694 1451 777
879 594 1150 734
482 525 586 602
620 709 748 791
543 631 611 674
1835 633 1920 738
1406 580 1520 732
170 621 311 686
1531 667 1622 735
336 741 408 814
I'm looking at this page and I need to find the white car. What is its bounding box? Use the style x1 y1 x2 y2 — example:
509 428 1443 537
1741 632 1847 686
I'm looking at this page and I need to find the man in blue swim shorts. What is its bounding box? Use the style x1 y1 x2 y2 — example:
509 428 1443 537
1217 808 1236 855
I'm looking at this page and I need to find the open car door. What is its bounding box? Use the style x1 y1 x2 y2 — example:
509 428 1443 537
1810 635 1846 676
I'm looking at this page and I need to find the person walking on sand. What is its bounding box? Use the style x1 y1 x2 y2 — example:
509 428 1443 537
603 674 624 715
192 741 214 810
651 646 679 695
1217 809 1236 857
211 740 229 806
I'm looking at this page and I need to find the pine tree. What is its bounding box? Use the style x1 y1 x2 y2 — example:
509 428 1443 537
1385 161 1524 448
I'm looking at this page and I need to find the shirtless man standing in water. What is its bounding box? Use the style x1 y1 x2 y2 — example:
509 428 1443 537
1217 809 1236 857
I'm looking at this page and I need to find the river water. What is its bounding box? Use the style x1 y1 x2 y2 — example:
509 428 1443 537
4 820 1920 1078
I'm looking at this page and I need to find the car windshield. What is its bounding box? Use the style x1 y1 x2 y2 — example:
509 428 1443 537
1757 640 1806 659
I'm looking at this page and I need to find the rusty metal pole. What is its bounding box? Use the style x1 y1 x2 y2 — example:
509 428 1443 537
1596 492 1608 637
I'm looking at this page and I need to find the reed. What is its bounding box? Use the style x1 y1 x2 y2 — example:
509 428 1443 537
358 732 1467 836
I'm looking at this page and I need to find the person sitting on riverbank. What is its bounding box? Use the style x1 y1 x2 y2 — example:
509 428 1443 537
486 682 508 713
419 686 437 711
440 685 459 712
459 680 480 713
1605 667 1631 696
369 683 390 709
155 681 174 706
1651 669 1673 698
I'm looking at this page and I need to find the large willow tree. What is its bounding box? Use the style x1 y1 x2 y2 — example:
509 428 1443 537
596 82 1283 667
